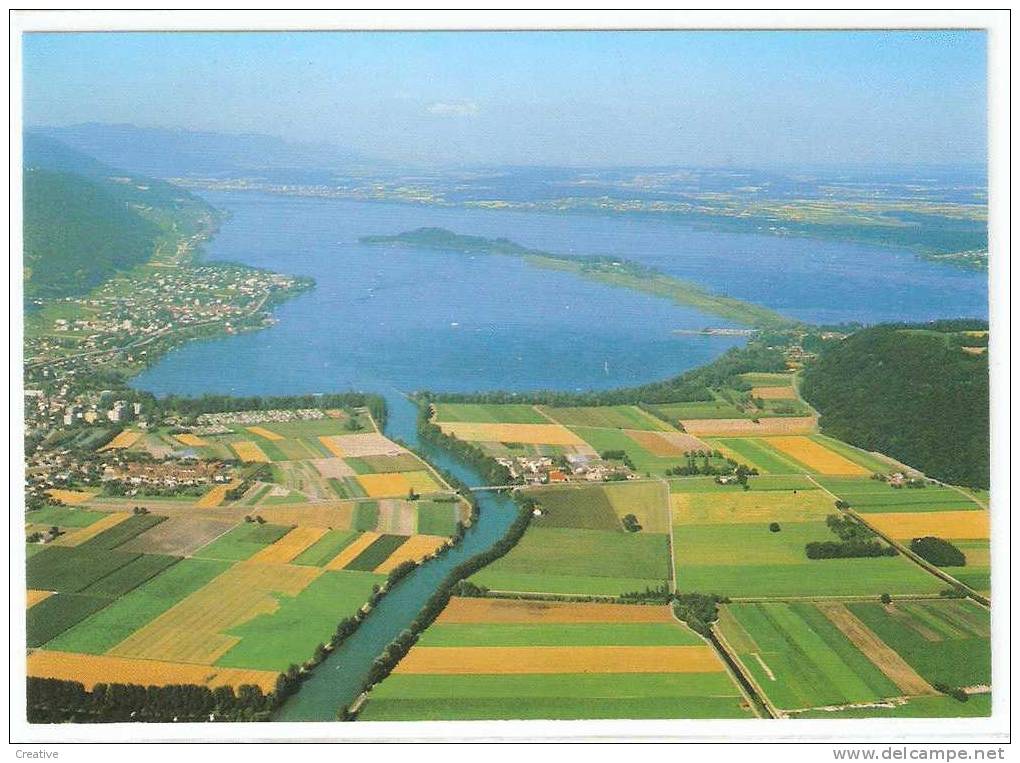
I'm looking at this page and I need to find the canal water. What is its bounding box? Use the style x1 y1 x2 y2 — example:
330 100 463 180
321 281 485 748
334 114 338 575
273 390 519 721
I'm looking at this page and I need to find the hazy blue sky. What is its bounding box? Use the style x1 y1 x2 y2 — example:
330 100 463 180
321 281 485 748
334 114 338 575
23 30 986 167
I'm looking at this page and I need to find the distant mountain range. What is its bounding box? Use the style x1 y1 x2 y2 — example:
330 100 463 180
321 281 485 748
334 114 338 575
28 123 373 179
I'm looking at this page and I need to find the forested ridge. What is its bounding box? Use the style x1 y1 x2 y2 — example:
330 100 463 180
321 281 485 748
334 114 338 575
23 169 162 300
800 323 989 488
23 132 219 301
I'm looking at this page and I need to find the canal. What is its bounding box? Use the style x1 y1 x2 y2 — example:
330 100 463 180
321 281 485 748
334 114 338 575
273 391 519 721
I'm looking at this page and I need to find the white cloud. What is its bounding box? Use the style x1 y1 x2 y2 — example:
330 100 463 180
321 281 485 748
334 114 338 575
427 100 479 117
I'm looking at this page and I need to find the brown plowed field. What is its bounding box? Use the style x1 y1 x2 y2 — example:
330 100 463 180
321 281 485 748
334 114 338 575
680 417 817 436
817 603 935 696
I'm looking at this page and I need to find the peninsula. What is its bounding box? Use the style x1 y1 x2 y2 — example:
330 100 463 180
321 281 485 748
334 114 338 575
360 228 798 331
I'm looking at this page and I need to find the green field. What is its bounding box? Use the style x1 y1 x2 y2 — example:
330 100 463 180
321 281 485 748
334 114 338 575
25 506 107 528
352 501 379 531
415 500 461 536
79 554 180 598
193 523 293 561
75 514 166 552
719 602 900 710
528 484 619 531
360 673 751 720
741 373 796 386
345 453 424 474
27 593 113 647
539 405 671 431
216 570 384 671
571 427 681 475
418 622 704 647
812 478 982 512
603 480 670 533
951 540 991 593
795 694 991 718
291 530 360 566
44 558 231 653
344 534 408 571
360 612 751 720
27 546 141 593
680 558 943 598
470 526 670 595
652 400 746 421
432 403 547 424
847 601 991 688
674 515 942 597
709 437 806 474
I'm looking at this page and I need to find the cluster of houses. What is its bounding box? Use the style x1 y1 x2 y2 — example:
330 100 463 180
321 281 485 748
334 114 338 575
101 459 232 489
195 407 333 426
497 452 633 485
25 263 301 373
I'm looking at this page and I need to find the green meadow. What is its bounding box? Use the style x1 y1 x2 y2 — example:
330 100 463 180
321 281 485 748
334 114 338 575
470 525 670 595
539 405 672 431
417 622 703 647
720 602 899 710
847 600 991 688
216 570 384 671
193 523 293 561
432 403 547 424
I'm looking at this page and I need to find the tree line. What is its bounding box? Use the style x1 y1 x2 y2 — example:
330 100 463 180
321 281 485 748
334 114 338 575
417 340 788 408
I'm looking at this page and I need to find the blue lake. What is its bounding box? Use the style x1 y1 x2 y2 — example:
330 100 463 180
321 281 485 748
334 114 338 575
132 191 987 399
127 190 988 721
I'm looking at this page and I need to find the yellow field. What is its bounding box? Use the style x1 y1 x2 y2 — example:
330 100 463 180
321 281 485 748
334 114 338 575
109 563 320 665
681 417 817 436
437 421 586 446
194 482 238 509
438 597 674 624
752 386 797 400
99 431 142 451
232 440 270 463
174 433 209 447
374 534 448 573
27 590 53 608
318 436 345 457
356 470 442 498
325 532 381 570
864 510 990 540
28 651 280 693
246 426 284 441
671 489 831 525
45 488 99 506
247 527 327 565
320 433 403 458
394 645 723 675
405 470 443 494
765 436 871 475
51 512 131 547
